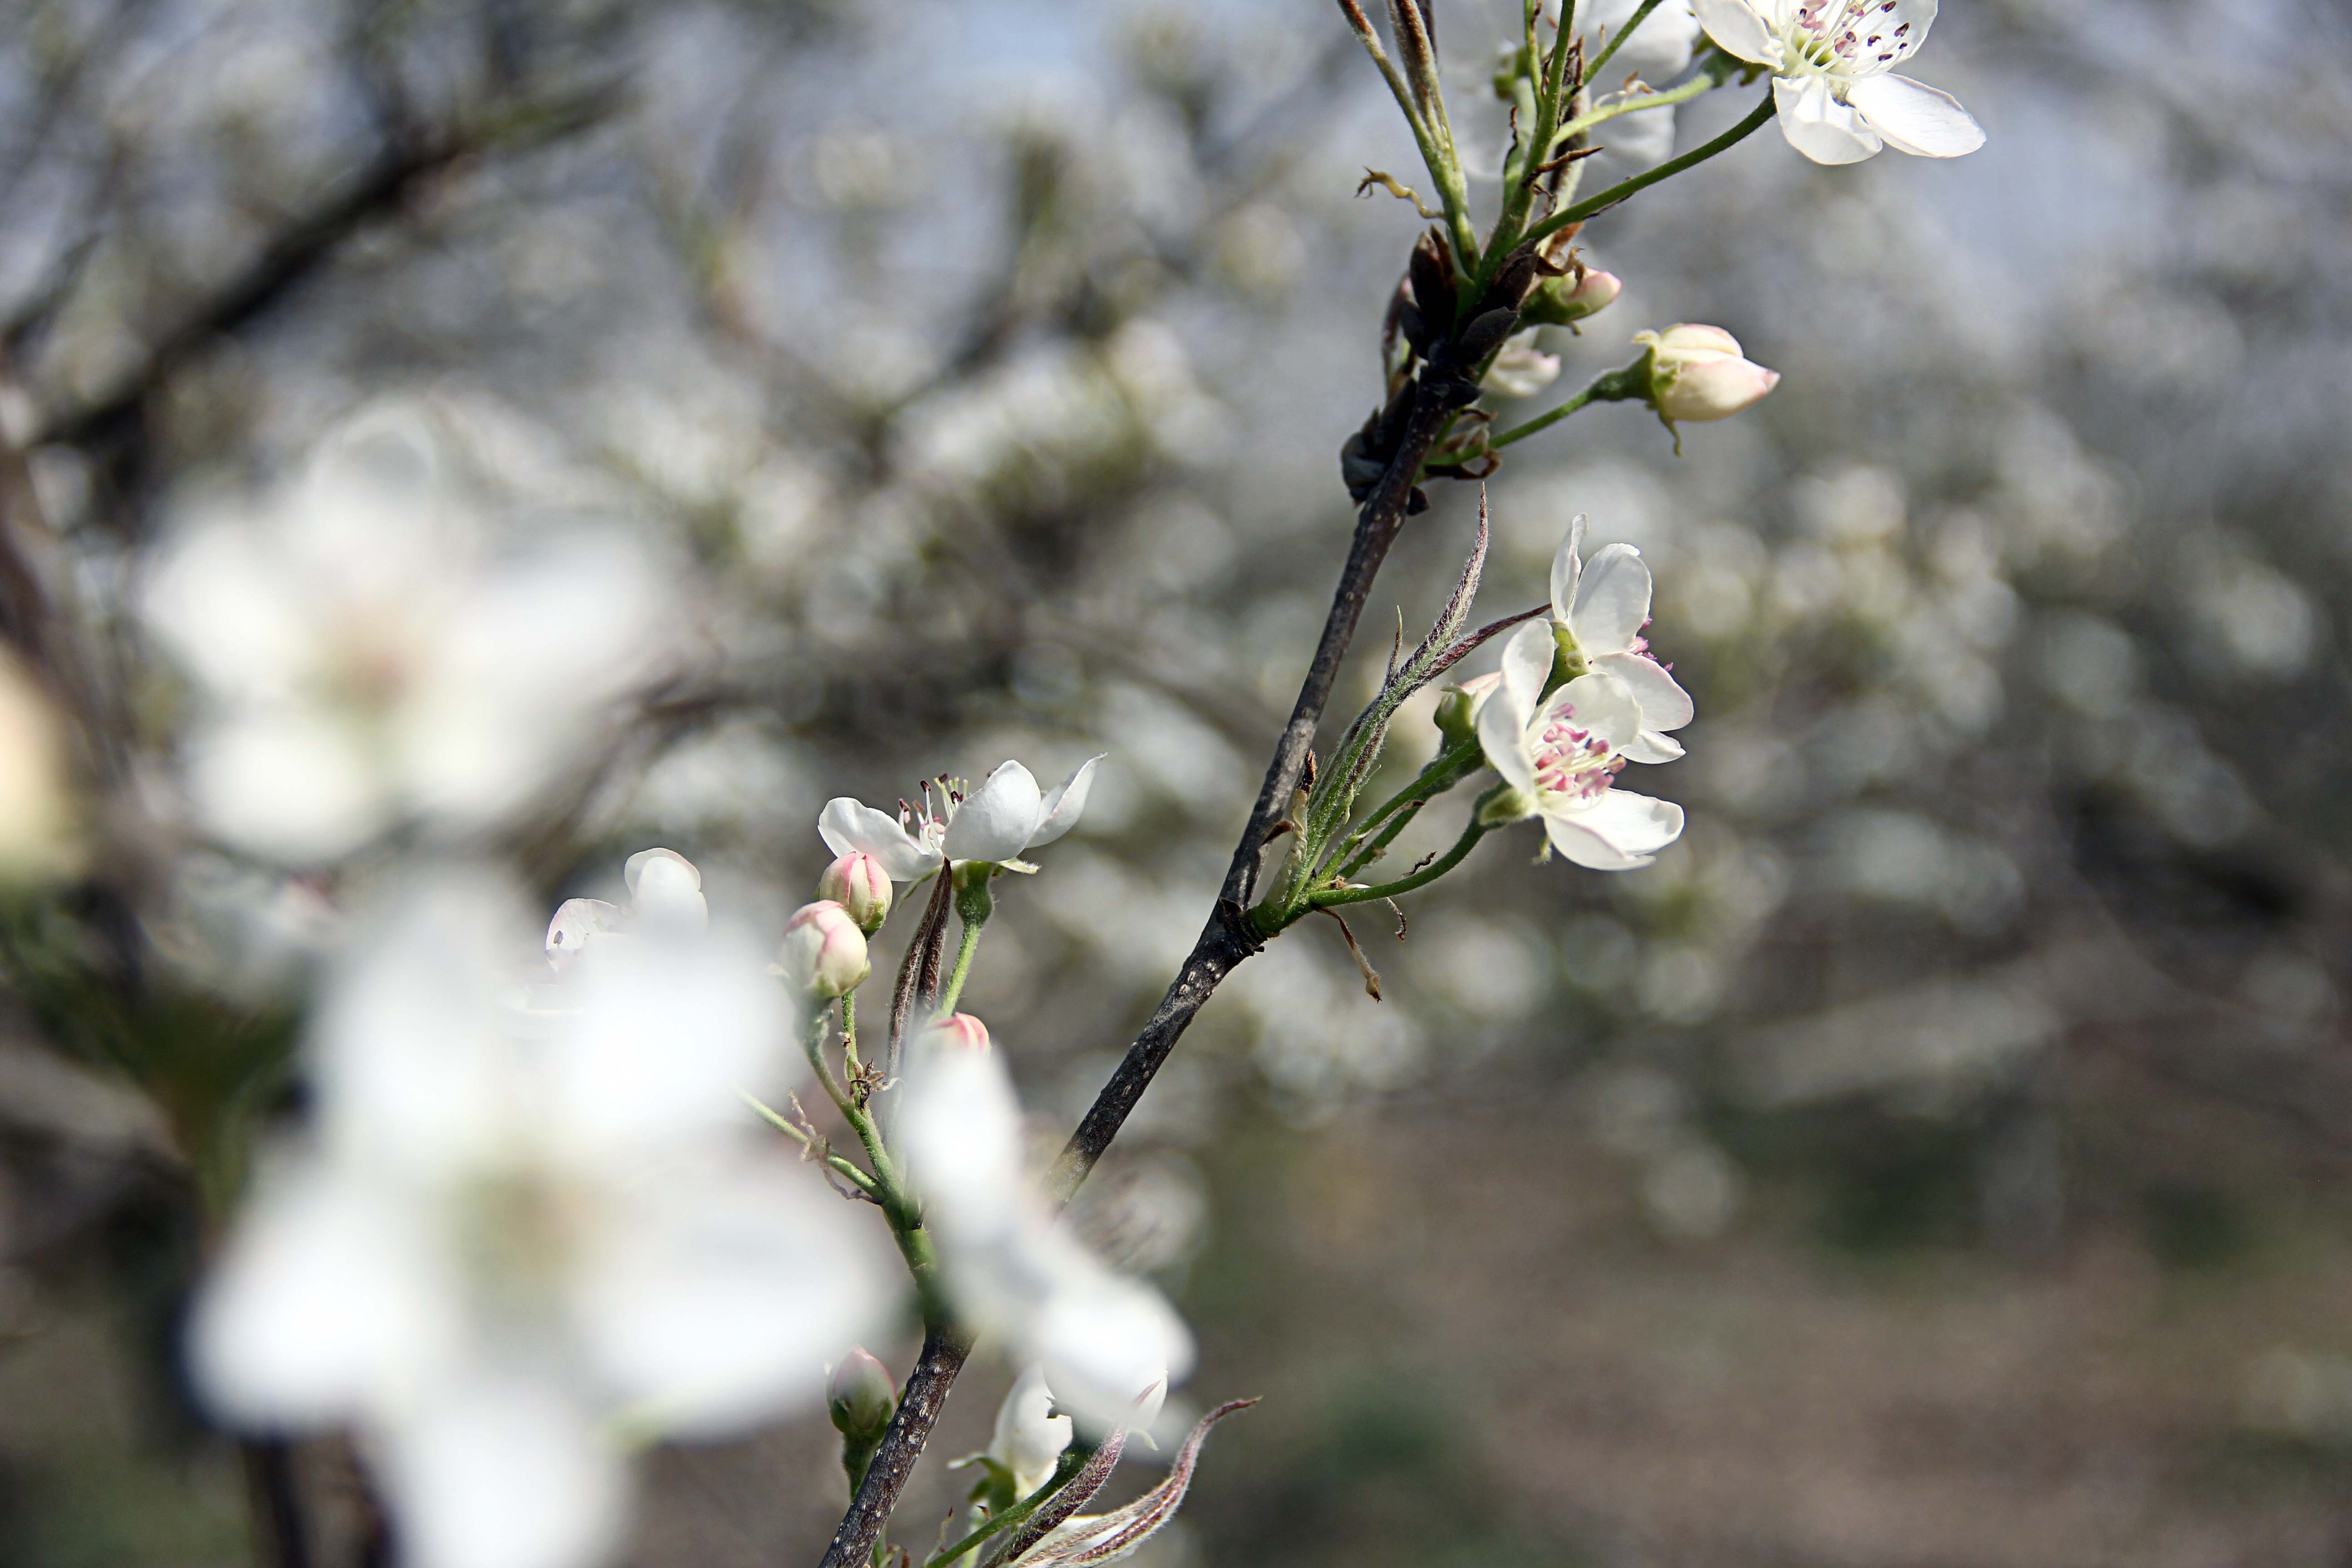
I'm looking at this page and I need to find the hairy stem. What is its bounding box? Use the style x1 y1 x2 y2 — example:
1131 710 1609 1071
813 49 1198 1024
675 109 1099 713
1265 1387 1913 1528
1312 817 1489 912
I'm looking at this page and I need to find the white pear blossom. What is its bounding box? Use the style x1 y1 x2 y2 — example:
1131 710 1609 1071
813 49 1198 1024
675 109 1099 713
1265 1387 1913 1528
818 755 1105 882
990 1364 1075 1499
544 848 708 970
1477 622 1686 870
1482 331 1563 399
141 403 670 863
1549 515 1695 763
1693 0 1984 165
895 1013 1191 1436
189 870 890 1568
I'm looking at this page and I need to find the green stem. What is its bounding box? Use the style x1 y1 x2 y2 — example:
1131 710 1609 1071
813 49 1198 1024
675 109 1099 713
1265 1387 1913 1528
1552 71 1719 146
1333 736 1486 881
1312 818 1490 912
1487 359 1648 451
1583 0 1666 82
1524 89 1775 251
804 1009 858 1120
741 1092 882 1196
922 1447 1091 1568
936 869 993 1018
842 991 861 1076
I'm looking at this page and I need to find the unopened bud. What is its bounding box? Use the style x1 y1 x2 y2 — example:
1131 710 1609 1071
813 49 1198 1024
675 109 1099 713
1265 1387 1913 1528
624 847 708 931
919 1012 992 1056
778 900 871 998
1521 266 1621 328
828 1347 897 1441
1435 671 1500 742
1634 324 1780 425
1481 332 1561 399
818 851 892 933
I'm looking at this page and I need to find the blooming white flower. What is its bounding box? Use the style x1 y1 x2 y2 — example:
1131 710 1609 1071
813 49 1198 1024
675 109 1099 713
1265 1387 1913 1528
1476 622 1686 870
895 1014 1191 1436
189 871 890 1568
990 1364 1074 1499
1482 331 1563 399
1549 514 1695 763
818 755 1105 882
141 403 670 863
1693 0 1984 165
544 848 709 970
1635 324 1781 425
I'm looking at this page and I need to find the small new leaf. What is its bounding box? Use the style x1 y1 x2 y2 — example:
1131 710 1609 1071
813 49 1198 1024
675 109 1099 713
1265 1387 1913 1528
1356 169 1440 219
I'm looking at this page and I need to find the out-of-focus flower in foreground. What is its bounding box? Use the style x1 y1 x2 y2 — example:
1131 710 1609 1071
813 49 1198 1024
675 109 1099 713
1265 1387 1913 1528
141 404 671 863
0 652 77 882
189 867 889 1568
1549 515 1695 762
817 755 1105 881
1634 324 1782 427
544 848 708 970
1482 332 1563 400
1694 0 1984 165
1477 622 1686 870
894 1014 1191 1436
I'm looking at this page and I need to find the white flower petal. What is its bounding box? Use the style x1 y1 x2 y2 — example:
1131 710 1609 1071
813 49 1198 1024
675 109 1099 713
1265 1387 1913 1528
1548 514 1588 625
187 1165 458 1429
1579 0 1700 81
1593 651 1695 732
623 848 708 932
187 712 390 863
943 761 1044 864
1774 75 1883 164
546 898 626 970
1498 621 1555 720
1548 672 1645 752
1546 789 1685 869
1569 543 1653 654
1691 0 1779 65
1028 754 1107 849
897 1040 1030 1244
1621 729 1688 764
992 1365 1075 1499
818 798 942 882
375 1377 628 1568
554 926 792 1153
1033 1269 1193 1439
575 1159 892 1436
1845 72 1984 158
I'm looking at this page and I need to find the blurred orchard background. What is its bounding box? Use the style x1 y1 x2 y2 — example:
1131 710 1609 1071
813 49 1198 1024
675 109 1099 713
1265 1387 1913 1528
5 0 2352 1563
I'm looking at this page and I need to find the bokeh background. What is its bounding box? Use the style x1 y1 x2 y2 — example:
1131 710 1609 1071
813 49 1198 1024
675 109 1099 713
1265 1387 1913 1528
6 0 2352 1563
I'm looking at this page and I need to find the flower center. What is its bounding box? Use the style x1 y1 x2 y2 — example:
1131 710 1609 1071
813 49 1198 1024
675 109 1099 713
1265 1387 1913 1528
899 775 967 850
1780 0 1911 75
1528 700 1623 806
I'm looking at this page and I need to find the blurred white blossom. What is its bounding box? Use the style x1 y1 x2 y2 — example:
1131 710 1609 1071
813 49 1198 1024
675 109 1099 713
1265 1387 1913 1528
0 652 76 882
895 1013 1192 1436
189 865 889 1568
142 404 671 863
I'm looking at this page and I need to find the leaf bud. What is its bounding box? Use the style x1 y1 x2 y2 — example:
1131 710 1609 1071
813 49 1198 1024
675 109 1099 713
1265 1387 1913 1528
1634 324 1781 426
1435 671 1499 742
818 851 892 933
778 900 871 998
828 1347 897 1441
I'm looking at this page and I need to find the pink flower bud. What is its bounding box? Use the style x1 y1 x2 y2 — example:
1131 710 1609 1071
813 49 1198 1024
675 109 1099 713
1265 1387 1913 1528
919 1012 992 1055
818 850 893 933
1522 266 1621 327
1634 324 1780 424
828 1346 897 1441
778 900 870 998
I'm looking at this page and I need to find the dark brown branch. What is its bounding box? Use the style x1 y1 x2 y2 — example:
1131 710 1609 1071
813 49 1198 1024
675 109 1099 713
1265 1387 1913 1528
815 1327 972 1568
811 364 1470 1568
